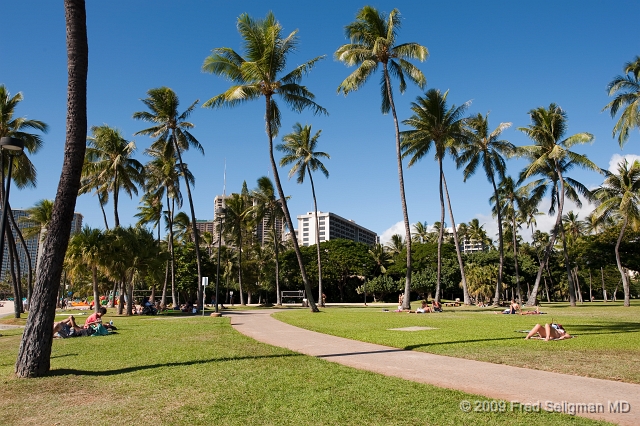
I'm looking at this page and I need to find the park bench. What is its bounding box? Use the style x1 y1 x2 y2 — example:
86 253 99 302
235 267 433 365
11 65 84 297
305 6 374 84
281 290 307 306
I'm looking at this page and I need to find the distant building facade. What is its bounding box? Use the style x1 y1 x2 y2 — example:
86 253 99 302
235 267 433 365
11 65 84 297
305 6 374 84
1 209 83 281
296 211 378 247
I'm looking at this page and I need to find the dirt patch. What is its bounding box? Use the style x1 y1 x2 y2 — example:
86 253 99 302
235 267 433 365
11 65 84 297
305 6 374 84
387 326 438 332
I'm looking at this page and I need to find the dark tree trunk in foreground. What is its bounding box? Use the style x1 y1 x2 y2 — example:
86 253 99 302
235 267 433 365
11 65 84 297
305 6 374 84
15 0 88 378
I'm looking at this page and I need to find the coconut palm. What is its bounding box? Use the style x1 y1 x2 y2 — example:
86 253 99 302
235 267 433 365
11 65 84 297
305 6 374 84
336 6 427 309
66 226 104 313
277 123 330 306
81 125 144 227
16 0 88 378
135 192 163 242
492 177 528 302
458 112 515 303
412 221 429 243
603 56 640 147
222 193 254 305
592 159 640 307
385 234 405 256
252 176 285 305
369 243 394 276
172 211 194 244
133 86 205 309
202 12 327 312
518 104 599 306
401 88 471 304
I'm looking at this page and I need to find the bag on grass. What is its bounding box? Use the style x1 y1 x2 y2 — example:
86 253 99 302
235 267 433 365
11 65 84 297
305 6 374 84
90 324 110 336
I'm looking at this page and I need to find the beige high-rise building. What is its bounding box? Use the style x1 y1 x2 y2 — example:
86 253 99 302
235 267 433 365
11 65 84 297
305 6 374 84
296 211 377 247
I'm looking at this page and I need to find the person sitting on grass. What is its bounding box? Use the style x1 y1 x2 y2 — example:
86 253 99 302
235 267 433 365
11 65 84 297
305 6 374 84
53 315 93 338
84 307 106 327
431 299 442 312
525 323 572 341
497 299 520 314
416 300 431 314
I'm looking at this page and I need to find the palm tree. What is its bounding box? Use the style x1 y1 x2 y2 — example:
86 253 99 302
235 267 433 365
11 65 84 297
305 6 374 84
492 177 528 302
336 6 427 310
81 125 144 227
16 0 88 378
135 192 163 242
592 159 640 307
401 88 471 304
412 221 429 243
66 226 104 313
202 12 326 312
385 234 405 256
133 87 205 309
278 123 330 306
252 176 285 305
603 56 640 147
172 211 194 244
458 112 515 304
222 193 254 305
518 104 599 306
369 243 393 276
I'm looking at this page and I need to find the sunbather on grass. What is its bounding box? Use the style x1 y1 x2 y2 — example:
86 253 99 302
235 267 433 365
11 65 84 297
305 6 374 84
524 323 572 341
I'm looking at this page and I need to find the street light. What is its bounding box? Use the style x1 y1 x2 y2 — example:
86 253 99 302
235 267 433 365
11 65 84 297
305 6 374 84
0 137 25 273
214 206 224 314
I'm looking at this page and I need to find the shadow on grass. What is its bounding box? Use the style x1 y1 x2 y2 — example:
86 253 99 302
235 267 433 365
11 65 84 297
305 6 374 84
46 352 303 377
567 322 640 334
404 336 523 350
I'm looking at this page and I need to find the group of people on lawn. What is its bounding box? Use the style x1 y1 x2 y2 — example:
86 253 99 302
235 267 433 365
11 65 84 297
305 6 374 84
53 307 114 338
396 294 442 313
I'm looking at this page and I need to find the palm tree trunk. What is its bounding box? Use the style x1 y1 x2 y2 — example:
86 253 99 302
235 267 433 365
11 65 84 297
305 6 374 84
307 169 324 307
15 0 88 378
560 221 576 306
273 218 281 306
237 232 244 305
265 95 318 312
7 230 21 317
167 196 177 309
91 266 100 313
490 176 505 303
511 215 522 303
441 174 469 305
614 217 630 307
109 280 117 308
543 275 551 302
98 188 109 230
383 64 412 310
113 168 119 227
601 267 607 302
436 158 445 304
171 130 203 309
161 260 169 308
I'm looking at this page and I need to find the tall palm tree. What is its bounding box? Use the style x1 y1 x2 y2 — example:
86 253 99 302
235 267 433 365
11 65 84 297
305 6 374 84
336 6 427 309
133 87 205 309
592 159 640 307
603 56 640 147
66 226 104 313
492 177 528 302
202 12 326 312
278 123 330 306
458 112 515 304
135 192 163 242
252 176 285 305
81 124 144 227
518 104 598 306
401 88 471 304
16 0 88 378
222 193 254 305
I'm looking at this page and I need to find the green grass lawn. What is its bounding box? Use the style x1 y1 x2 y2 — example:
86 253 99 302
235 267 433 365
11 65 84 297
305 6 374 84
273 302 640 385
0 311 608 425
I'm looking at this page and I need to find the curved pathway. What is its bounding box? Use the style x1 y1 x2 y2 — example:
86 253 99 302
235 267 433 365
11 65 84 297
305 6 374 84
227 309 639 426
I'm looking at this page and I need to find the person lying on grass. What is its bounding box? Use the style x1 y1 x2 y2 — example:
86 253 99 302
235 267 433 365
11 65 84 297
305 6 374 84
53 315 93 338
416 300 431 314
524 323 572 341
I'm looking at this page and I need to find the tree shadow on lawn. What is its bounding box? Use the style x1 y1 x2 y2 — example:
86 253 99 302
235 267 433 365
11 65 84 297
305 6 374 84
404 336 523 350
566 322 640 334
46 352 303 377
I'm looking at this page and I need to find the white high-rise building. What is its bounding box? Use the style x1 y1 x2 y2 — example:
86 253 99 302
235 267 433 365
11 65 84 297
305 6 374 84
296 211 377 247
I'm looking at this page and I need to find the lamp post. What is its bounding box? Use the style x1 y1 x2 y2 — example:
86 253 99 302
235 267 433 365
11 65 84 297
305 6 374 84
214 206 224 314
0 137 25 318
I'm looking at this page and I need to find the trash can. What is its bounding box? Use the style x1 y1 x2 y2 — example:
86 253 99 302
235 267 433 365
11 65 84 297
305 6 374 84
302 298 308 308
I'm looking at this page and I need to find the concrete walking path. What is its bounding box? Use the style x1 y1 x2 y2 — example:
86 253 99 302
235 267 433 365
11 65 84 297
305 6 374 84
227 309 639 426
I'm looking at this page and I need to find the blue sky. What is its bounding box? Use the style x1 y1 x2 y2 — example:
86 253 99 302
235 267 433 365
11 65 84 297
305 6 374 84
2 1 639 243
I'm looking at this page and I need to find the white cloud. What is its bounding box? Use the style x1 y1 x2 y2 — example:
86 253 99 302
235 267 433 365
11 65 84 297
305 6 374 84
380 221 406 244
608 153 640 173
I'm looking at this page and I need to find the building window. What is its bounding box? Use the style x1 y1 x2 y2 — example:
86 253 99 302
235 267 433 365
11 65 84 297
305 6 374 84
303 233 308 237
303 237 309 241
302 218 309 222
319 232 325 235
303 227 309 231
319 226 325 230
